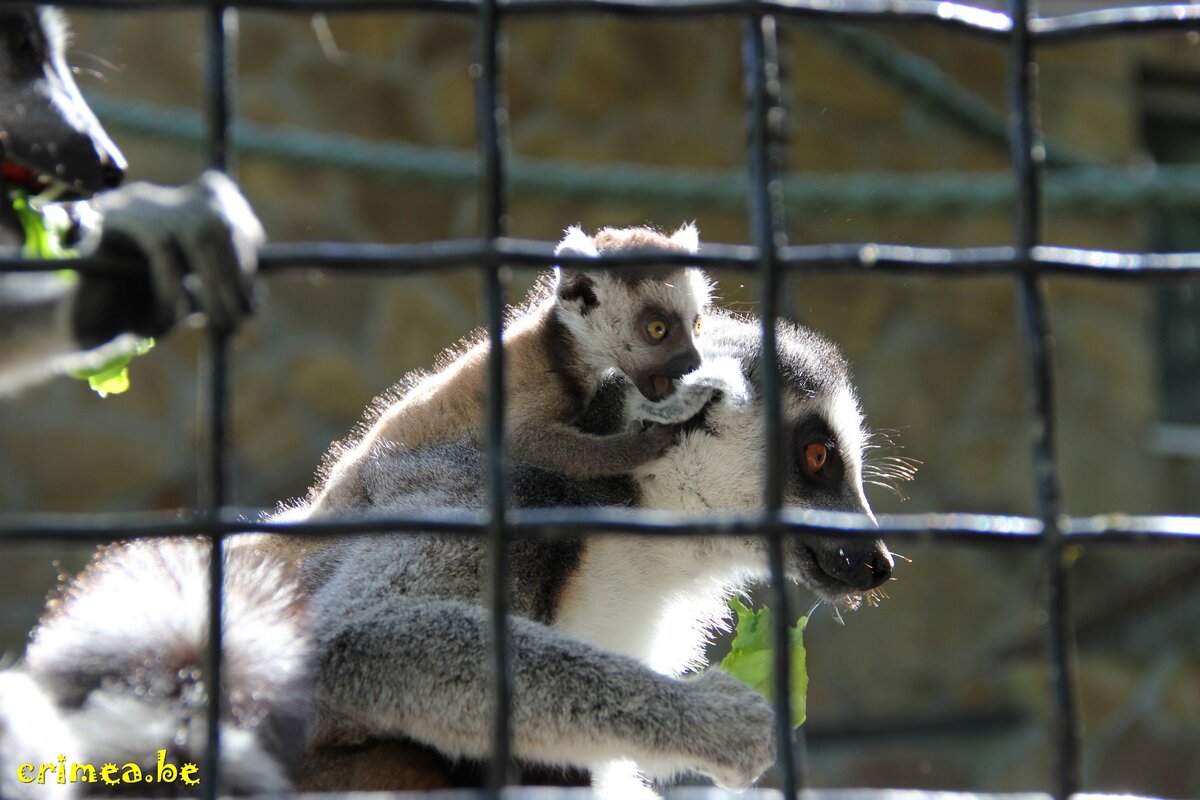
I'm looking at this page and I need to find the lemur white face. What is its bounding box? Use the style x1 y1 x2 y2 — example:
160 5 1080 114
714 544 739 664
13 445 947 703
630 311 895 601
553 224 711 400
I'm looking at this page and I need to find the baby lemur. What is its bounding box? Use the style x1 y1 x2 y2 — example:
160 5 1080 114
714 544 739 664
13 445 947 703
308 224 714 518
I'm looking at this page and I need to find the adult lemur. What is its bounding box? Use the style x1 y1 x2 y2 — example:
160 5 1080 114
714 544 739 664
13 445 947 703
306 224 715 523
0 5 264 395
2 304 894 797
291 309 892 793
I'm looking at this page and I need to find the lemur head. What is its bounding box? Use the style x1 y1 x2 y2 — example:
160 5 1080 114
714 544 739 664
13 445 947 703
0 5 126 200
552 224 711 402
635 310 898 602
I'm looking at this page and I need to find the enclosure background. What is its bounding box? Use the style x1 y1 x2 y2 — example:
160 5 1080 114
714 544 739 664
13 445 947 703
1 1 1199 794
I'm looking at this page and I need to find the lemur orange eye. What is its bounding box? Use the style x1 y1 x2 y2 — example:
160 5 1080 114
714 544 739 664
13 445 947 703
646 319 669 340
693 316 703 336
805 442 828 474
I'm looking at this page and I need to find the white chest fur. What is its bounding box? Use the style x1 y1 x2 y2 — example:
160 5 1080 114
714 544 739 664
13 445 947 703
553 537 756 676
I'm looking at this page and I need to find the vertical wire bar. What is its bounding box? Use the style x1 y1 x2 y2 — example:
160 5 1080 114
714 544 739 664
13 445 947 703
1006 1 1080 798
743 12 802 797
200 7 235 800
475 0 513 791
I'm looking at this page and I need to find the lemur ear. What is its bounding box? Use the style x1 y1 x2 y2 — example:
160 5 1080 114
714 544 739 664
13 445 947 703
554 226 601 313
555 226 600 259
670 222 700 254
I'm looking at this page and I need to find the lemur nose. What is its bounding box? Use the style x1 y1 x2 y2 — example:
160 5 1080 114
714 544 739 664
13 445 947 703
663 347 702 379
819 540 893 591
863 544 894 588
100 154 125 189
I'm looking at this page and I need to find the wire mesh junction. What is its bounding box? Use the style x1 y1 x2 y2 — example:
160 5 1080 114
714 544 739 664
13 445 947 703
2 1 1200 800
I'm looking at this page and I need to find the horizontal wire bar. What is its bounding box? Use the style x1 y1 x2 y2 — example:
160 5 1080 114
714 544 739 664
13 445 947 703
183 792 1183 800
77 90 1200 216
23 0 1200 43
3 508 1199 543
8 241 1200 279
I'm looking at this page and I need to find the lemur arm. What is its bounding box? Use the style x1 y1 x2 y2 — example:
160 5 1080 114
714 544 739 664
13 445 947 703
0 172 263 395
0 274 81 394
508 419 676 478
312 596 775 790
509 381 717 478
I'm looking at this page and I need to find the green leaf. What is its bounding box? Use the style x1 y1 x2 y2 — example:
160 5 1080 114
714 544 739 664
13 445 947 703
66 338 154 397
11 190 154 397
11 191 76 261
719 597 808 728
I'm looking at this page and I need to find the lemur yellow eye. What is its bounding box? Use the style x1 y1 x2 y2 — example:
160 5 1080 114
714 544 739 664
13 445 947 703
646 319 669 340
693 316 703 336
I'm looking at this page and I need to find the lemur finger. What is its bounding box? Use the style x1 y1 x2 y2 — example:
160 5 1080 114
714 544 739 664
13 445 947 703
176 216 247 331
178 219 252 333
90 183 194 330
104 225 190 334
193 170 265 313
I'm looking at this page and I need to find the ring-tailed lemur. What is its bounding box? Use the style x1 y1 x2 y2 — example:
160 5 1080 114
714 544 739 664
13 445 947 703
1 311 895 797
292 309 893 792
306 225 715 520
0 5 264 396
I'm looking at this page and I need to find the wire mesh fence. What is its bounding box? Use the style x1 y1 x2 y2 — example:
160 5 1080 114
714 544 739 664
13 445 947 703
2 1 1200 800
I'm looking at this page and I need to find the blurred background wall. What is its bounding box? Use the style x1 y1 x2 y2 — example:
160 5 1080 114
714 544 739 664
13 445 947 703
1 0 1198 795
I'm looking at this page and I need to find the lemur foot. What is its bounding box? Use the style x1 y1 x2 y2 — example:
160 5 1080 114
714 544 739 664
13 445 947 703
681 668 775 791
628 382 716 426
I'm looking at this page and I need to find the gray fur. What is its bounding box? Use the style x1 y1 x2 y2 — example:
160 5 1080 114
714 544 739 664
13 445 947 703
6 540 311 797
1 308 895 795
312 597 774 789
294 309 893 790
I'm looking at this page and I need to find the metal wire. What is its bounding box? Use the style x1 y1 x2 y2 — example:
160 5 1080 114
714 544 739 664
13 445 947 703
473 0 515 785
4 1 1200 799
742 10 803 795
69 91 1200 215
1005 1 1079 796
200 7 235 800
14 241 1200 278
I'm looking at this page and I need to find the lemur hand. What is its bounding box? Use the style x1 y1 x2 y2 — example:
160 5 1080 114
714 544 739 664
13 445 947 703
680 668 776 790
681 356 750 408
627 382 716 427
605 422 678 471
73 171 265 347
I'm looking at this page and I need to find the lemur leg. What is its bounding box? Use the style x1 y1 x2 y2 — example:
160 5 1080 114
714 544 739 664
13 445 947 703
313 598 775 790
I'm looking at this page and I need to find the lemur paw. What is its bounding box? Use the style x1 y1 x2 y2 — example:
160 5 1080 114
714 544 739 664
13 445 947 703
623 422 677 462
628 382 716 426
685 669 776 791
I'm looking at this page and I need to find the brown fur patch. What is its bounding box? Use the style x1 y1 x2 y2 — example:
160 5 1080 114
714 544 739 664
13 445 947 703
592 226 694 255
293 741 457 792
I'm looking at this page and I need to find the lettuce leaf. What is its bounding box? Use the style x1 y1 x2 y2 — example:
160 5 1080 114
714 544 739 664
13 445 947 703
11 189 152 396
720 597 808 728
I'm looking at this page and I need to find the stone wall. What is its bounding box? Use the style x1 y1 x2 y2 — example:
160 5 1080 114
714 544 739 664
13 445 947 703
1 9 1198 795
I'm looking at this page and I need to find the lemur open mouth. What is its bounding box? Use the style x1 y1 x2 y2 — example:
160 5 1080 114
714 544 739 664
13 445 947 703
3 160 80 202
634 374 678 402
